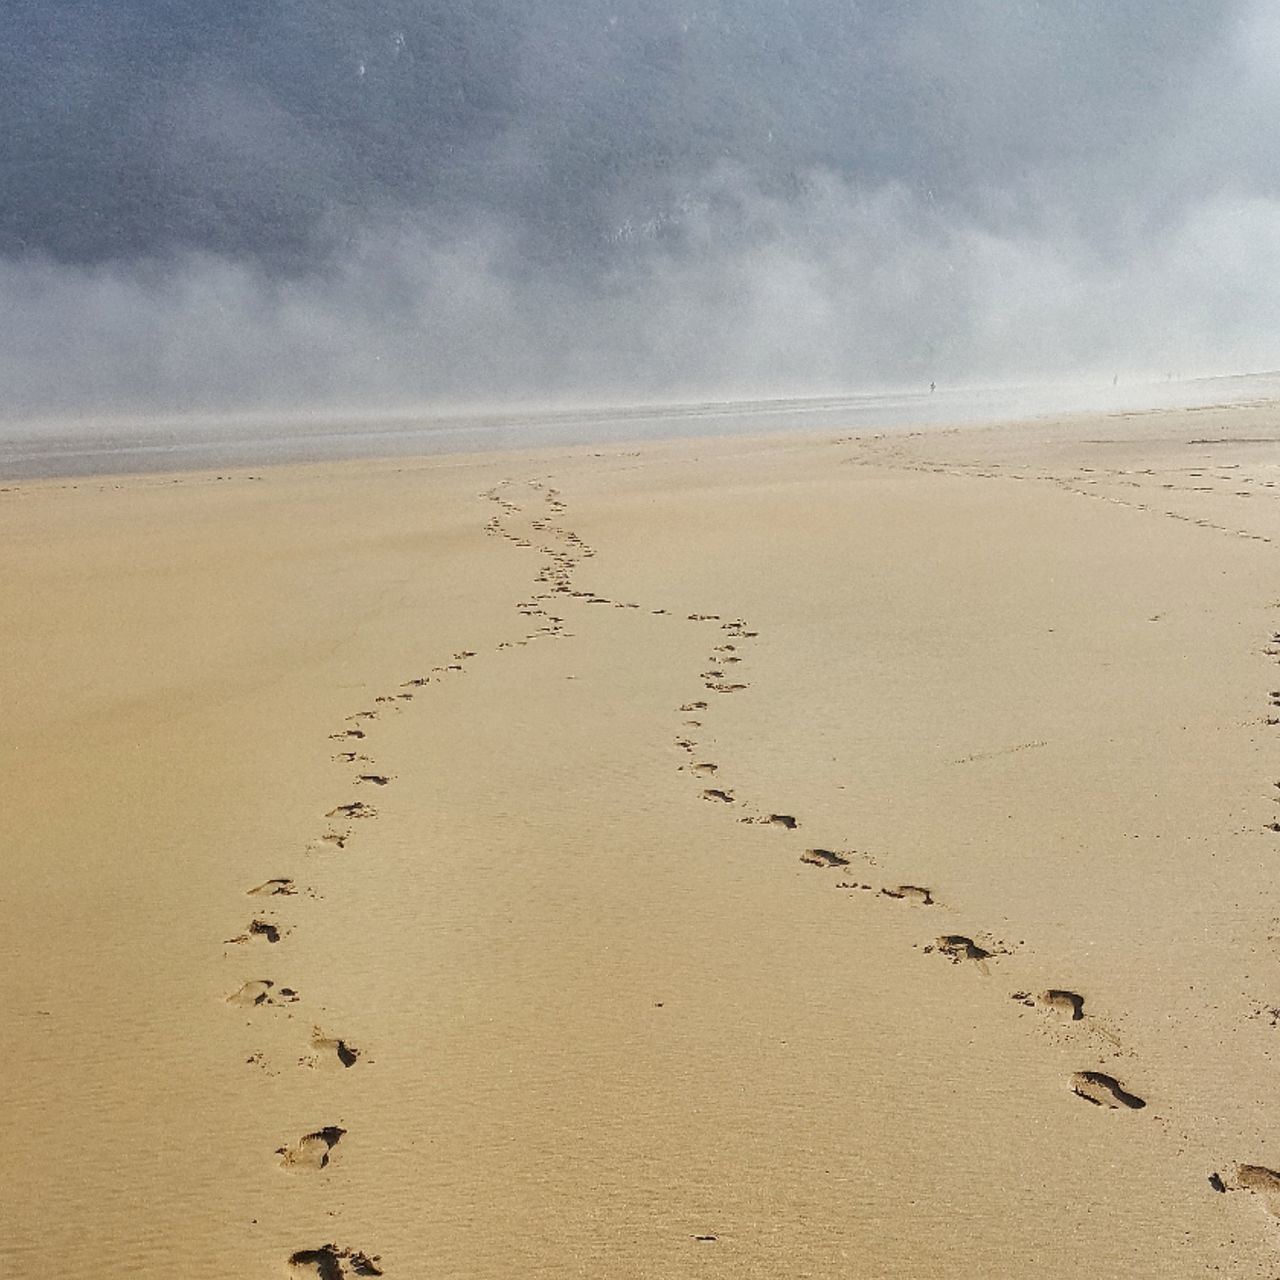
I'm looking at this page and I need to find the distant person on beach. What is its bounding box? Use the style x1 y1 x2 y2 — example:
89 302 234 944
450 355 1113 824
930 380 936 393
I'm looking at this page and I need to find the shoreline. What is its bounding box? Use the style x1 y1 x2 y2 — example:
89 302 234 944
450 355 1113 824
6 373 1280 481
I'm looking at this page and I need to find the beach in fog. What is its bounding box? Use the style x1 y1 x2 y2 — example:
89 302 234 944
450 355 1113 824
7 397 1280 1276
10 3 1280 1275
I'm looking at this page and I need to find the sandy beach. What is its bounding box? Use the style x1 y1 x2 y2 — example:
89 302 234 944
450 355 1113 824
8 400 1280 1277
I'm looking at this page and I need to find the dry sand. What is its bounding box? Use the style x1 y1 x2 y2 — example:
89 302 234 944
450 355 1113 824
6 401 1280 1276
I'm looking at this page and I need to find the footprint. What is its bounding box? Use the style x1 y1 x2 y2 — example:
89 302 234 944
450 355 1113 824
1040 989 1085 1020
680 702 708 712
706 682 747 694
801 848 850 868
226 919 283 944
308 1028 360 1069
287 1245 383 1278
226 979 298 1008
691 763 719 776
356 775 392 787
1236 1165 1280 1215
248 878 296 897
702 789 735 803
326 802 375 820
329 729 366 741
932 935 992 965
880 885 933 905
277 1126 346 1171
765 814 798 830
1071 1071 1145 1109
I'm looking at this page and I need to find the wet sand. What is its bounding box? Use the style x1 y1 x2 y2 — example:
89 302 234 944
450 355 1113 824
6 401 1280 1276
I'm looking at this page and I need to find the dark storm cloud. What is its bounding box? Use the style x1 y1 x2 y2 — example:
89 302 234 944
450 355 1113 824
0 0 1274 417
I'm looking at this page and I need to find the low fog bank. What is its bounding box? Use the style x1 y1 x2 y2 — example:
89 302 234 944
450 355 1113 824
5 1 1280 430
6 368 1280 483
5 172 1280 428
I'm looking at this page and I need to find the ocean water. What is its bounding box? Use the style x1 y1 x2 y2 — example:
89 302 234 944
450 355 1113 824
3 372 1279 480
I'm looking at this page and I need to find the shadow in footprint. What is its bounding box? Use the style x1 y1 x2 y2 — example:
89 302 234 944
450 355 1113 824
801 848 849 868
1237 1165 1280 1215
278 1126 346 1171
248 878 296 897
308 1028 360 1069
1071 1071 1145 1109
226 919 283 944
881 885 933 905
326 802 375 819
226 979 298 1008
1040 989 1085 1020
287 1245 383 1278
931 936 992 970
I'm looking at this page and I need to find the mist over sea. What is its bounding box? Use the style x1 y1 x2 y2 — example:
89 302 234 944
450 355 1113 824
6 371 1278 479
4 2 1280 434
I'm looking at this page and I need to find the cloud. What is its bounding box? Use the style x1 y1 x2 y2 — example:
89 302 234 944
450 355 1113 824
1 1 1276 421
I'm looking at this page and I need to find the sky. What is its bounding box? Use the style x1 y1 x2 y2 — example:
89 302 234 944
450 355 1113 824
2 0 1277 418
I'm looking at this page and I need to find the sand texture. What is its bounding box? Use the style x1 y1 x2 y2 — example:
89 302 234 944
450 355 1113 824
7 401 1280 1276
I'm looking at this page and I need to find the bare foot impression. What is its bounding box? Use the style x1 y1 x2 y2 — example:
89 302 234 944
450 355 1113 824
287 1245 383 1278
226 979 299 1008
1071 1070 1145 1109
326 802 375 819
1040 989 1085 1020
307 1028 361 1069
702 788 735 803
880 885 934 905
930 936 992 971
1237 1165 1280 1215
801 848 850 868
248 878 296 897
277 1125 346 1171
226 919 283 944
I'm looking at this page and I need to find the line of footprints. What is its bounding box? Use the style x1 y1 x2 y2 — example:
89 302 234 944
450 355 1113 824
219 477 616 1275
667 570 1280 1209
484 477 1280 1203
487 480 1280 1220
223 479 1280 1275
